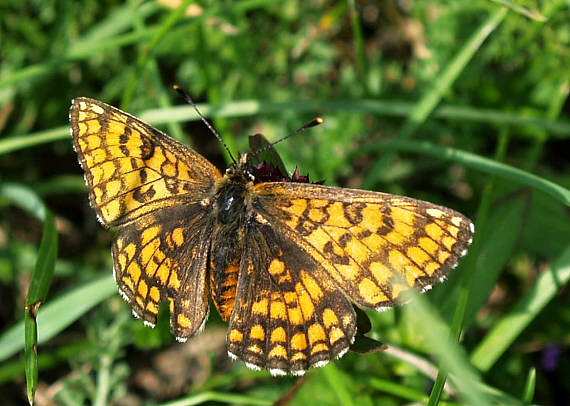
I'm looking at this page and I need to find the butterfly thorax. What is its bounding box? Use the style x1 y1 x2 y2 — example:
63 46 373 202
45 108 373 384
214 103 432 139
213 153 255 225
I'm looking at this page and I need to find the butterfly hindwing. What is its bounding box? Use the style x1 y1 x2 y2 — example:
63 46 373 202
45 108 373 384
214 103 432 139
226 222 356 375
70 97 221 227
252 182 474 310
112 203 214 339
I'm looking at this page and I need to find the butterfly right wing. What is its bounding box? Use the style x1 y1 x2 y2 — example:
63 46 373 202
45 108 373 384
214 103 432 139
70 97 222 227
252 182 474 310
112 203 215 339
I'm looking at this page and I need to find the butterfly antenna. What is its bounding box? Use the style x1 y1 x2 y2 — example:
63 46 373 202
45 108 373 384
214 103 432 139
173 84 236 163
251 117 324 157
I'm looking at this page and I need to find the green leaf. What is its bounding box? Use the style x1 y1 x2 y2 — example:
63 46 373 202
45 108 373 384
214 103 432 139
349 307 386 354
521 192 570 257
248 133 289 175
349 334 386 355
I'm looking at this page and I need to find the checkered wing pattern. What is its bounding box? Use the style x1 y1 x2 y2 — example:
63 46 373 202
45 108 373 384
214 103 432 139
70 97 221 227
253 182 474 310
227 223 356 376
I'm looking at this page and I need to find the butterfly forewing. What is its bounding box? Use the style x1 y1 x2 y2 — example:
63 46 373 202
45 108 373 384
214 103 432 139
70 97 221 226
70 97 220 338
252 182 474 309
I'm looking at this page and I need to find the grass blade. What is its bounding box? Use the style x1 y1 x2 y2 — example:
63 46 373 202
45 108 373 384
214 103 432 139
3 100 570 157
2 183 60 404
346 0 367 92
121 0 195 109
368 378 428 403
141 101 570 137
25 209 58 405
490 0 546 21
361 5 508 188
404 290 492 405
159 391 273 406
0 183 49 221
322 364 354 406
398 6 508 139
0 275 115 363
356 139 570 206
471 247 570 371
428 129 510 404
521 367 536 404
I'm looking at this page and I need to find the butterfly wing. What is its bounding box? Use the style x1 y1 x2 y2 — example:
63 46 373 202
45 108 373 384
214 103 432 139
226 222 356 375
251 182 474 310
112 204 215 339
70 97 222 338
70 97 222 227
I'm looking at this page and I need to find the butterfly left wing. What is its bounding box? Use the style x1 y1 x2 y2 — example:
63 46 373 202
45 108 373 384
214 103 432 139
252 182 474 310
70 97 222 339
226 222 357 376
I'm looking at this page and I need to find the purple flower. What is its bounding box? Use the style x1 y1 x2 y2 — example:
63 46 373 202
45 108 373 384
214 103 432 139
541 345 562 371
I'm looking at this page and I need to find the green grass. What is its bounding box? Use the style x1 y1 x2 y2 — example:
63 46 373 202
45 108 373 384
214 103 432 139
1 0 569 405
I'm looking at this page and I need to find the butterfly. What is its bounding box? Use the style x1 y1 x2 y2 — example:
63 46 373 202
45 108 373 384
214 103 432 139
69 97 474 376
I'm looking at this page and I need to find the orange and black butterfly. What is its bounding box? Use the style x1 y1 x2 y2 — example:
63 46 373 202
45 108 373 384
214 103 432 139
70 97 474 376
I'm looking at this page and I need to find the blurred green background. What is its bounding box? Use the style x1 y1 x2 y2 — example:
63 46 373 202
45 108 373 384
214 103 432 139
1 0 569 405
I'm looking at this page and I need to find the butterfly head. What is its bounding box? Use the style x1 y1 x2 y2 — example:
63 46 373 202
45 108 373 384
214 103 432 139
225 153 255 184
